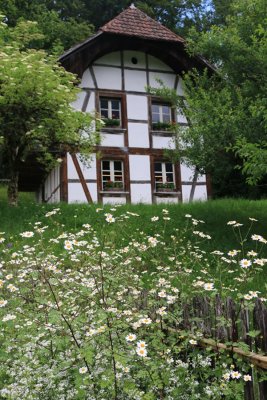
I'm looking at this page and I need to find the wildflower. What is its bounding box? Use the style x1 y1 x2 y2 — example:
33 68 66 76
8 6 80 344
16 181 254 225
158 290 167 298
105 214 115 223
247 250 257 256
243 375 252 382
203 283 214 291
249 291 259 298
240 259 251 269
140 317 152 325
227 221 237 225
251 234 263 241
231 371 241 379
7 284 18 292
136 347 147 357
151 216 159 221
64 240 73 250
20 231 34 238
156 307 167 316
228 250 238 257
137 341 147 349
2 314 16 322
5 274 13 280
126 334 136 342
147 237 158 247
0 300 7 307
244 294 253 300
249 218 258 222
79 367 88 374
222 372 231 381
189 339 197 345
185 214 192 218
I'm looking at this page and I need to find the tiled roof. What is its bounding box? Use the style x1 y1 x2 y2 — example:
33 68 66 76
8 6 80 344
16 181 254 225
100 4 185 43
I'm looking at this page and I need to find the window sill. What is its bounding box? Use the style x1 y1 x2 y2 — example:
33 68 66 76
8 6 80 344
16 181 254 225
151 130 175 137
101 128 126 134
154 191 181 196
100 191 129 194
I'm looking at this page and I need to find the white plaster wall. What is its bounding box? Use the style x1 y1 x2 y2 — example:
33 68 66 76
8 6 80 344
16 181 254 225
95 52 121 66
180 164 206 183
43 166 60 203
176 78 184 96
71 91 86 110
130 184 152 203
152 136 175 149
68 183 87 203
182 184 207 202
86 92 95 113
125 70 147 92
181 185 191 202
126 95 148 120
155 196 179 204
67 154 97 181
149 72 176 89
80 69 95 88
81 154 97 180
194 185 207 200
124 51 146 68
129 155 151 180
128 123 149 148
100 132 125 147
177 112 188 124
67 153 79 180
148 55 173 71
87 183 98 202
102 196 126 205
94 66 122 90
180 164 195 182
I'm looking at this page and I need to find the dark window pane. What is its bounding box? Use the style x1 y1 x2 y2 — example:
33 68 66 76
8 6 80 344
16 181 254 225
111 110 120 119
152 113 160 123
162 105 170 114
111 99 120 110
114 161 122 171
102 161 110 170
100 99 108 109
165 163 173 172
162 114 171 123
101 110 109 118
103 175 111 181
152 104 160 113
166 173 174 182
154 162 162 172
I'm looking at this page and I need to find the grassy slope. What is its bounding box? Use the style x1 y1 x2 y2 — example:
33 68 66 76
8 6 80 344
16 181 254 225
1 186 267 291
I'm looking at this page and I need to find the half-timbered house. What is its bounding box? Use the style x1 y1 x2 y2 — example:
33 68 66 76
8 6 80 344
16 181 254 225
38 4 213 204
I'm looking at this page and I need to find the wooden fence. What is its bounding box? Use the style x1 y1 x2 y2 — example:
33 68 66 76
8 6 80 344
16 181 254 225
169 295 267 400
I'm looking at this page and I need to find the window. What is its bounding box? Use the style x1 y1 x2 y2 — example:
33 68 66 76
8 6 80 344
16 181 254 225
101 160 124 191
152 103 172 130
154 162 175 191
100 98 121 127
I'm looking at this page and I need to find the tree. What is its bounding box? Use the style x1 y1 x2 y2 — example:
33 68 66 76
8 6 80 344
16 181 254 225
0 0 94 52
0 18 99 205
169 0 267 196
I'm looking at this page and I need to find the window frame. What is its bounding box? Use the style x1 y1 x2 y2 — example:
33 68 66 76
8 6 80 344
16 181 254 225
100 97 122 126
154 161 176 192
101 159 124 191
150 98 176 131
97 92 127 130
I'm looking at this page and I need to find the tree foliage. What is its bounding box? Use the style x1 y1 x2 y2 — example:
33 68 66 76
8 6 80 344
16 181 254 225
0 18 99 205
177 0 267 194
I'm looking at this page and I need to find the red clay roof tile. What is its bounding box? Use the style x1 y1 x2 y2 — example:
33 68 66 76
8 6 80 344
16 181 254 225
100 4 185 43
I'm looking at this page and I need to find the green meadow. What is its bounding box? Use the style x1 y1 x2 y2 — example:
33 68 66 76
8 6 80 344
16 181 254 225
1 185 267 293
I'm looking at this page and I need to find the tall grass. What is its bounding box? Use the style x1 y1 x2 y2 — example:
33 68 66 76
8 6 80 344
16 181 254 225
1 185 267 292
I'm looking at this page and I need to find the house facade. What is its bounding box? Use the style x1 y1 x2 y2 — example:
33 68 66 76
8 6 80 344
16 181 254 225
39 4 212 204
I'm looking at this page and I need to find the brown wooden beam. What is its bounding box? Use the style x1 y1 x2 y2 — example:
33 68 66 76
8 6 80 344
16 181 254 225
71 154 93 203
